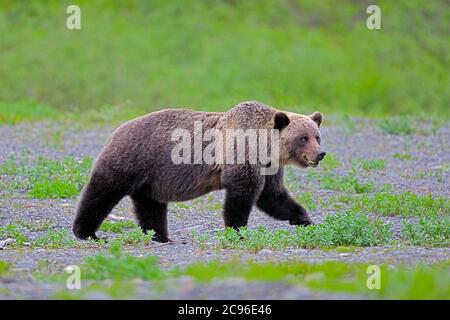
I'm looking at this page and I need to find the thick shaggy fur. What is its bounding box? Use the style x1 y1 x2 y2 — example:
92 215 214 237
73 101 325 242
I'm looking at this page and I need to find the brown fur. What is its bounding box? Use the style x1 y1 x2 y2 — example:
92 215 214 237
73 101 325 242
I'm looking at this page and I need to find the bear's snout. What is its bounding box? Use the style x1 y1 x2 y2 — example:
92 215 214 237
317 151 326 161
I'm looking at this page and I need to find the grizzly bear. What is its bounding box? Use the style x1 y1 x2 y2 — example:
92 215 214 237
73 101 326 242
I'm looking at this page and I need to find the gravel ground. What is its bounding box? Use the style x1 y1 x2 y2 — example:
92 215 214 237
0 118 449 299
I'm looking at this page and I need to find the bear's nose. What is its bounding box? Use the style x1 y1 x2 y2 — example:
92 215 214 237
317 152 326 161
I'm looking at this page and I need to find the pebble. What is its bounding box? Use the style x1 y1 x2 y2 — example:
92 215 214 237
0 238 15 249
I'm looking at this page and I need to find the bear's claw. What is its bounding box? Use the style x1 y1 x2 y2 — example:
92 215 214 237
289 217 315 226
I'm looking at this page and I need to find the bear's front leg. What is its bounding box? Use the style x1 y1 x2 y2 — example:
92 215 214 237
223 189 256 229
256 167 314 226
256 189 314 226
222 166 264 230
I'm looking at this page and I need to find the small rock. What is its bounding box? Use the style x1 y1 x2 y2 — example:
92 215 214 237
257 249 273 255
0 238 15 249
108 214 128 221
339 253 351 257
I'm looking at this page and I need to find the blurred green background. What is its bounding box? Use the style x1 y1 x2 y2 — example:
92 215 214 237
0 0 449 120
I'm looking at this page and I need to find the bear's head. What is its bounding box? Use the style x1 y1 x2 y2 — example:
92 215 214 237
274 111 326 168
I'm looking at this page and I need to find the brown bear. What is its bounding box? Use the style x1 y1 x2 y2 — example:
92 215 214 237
73 101 326 242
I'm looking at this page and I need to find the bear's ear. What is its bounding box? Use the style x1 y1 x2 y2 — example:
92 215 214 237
274 112 290 130
310 112 323 127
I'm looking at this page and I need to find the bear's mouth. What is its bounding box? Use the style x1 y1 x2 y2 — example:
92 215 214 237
303 155 319 167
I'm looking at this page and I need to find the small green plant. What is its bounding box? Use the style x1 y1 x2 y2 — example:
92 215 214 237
379 118 415 135
174 203 190 209
0 223 29 246
0 261 12 276
83 244 166 281
114 228 155 245
285 166 299 192
353 159 386 171
296 192 318 211
393 153 415 160
353 192 449 217
294 211 393 249
17 219 56 232
0 156 92 198
320 153 341 171
214 212 392 251
100 220 136 233
321 171 375 194
402 216 449 247
191 230 211 250
32 229 77 249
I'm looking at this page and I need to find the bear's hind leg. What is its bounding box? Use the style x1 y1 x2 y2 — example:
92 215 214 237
73 178 125 240
131 191 169 243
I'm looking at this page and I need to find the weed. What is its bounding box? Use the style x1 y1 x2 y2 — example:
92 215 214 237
17 219 56 232
100 220 136 233
0 156 92 198
0 261 12 276
402 216 449 247
32 229 77 249
353 159 386 171
0 223 28 246
214 212 392 251
191 230 211 250
83 245 165 281
379 118 415 135
114 228 155 245
296 192 318 211
393 153 415 160
321 171 375 194
353 192 449 217
320 153 341 171
293 212 393 249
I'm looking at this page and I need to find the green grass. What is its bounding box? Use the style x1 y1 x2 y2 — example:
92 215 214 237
0 261 12 276
17 219 56 232
52 245 450 299
213 211 393 251
0 101 61 125
83 243 165 281
113 228 155 245
32 229 77 249
319 153 341 171
353 159 386 171
0 223 29 246
351 192 450 217
296 192 318 211
0 156 92 198
379 118 415 135
100 220 136 233
402 216 450 247
0 1 448 118
393 153 415 160
321 171 376 193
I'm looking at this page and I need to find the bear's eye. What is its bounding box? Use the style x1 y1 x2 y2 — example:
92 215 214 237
316 136 321 144
299 136 308 143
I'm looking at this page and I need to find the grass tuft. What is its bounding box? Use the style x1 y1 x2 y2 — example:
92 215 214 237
352 192 449 217
0 156 92 198
214 212 393 251
402 216 449 247
379 118 415 135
